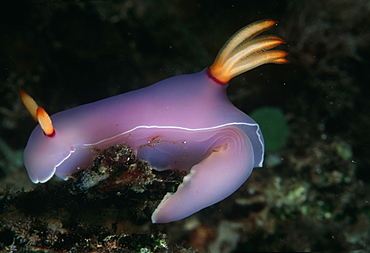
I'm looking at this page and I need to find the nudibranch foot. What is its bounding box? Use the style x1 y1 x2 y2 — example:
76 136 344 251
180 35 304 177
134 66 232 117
152 127 254 223
209 19 288 84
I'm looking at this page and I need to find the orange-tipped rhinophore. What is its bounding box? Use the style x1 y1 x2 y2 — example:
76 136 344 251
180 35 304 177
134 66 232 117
19 88 55 136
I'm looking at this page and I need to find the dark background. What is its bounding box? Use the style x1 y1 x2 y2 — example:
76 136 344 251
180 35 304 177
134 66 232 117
0 0 369 252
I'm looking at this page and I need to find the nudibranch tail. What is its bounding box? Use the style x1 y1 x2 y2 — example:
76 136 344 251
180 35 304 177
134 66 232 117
209 19 288 83
19 89 55 136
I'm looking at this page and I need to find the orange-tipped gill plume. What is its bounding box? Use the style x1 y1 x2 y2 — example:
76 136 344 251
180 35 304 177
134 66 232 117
209 19 288 84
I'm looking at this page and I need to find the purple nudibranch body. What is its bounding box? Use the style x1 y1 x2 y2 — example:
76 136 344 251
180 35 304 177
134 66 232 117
22 19 287 223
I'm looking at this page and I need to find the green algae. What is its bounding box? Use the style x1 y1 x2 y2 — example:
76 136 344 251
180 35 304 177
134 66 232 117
250 106 289 152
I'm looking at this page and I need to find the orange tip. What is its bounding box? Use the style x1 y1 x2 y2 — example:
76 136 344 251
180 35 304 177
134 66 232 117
37 107 55 136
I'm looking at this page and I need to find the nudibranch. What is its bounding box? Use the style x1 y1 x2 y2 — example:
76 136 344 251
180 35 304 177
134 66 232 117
20 19 287 223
